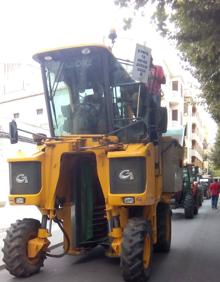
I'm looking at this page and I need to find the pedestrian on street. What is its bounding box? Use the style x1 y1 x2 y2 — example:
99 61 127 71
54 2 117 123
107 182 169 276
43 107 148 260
209 179 220 209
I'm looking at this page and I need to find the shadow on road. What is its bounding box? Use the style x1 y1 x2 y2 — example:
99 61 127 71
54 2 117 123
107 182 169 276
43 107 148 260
72 246 120 267
73 246 107 265
171 211 186 220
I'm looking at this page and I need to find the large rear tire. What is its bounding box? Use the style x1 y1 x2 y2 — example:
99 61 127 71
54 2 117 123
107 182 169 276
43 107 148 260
184 194 194 219
2 218 45 278
121 218 152 282
198 189 203 206
154 202 171 252
193 191 200 215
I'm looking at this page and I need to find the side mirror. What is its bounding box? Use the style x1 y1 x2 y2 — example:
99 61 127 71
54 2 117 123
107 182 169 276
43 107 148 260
9 120 18 144
158 107 167 133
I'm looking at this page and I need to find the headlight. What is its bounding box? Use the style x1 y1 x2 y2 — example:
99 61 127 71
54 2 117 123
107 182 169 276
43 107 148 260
123 197 135 204
15 197 26 204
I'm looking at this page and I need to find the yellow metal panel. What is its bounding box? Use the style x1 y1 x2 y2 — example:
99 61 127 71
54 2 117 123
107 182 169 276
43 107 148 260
28 237 50 258
108 143 148 158
107 143 159 206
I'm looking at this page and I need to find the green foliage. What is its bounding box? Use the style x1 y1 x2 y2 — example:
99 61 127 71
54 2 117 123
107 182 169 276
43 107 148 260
115 0 220 169
210 126 220 169
115 0 220 123
212 169 220 177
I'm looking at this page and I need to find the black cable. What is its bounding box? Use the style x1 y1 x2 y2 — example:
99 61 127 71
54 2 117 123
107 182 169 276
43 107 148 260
46 217 70 258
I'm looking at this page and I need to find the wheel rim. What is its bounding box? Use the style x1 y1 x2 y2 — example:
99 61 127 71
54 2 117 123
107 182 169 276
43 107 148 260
143 235 151 268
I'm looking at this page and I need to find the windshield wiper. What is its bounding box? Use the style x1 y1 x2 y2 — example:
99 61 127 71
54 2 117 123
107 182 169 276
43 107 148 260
47 71 58 128
106 119 144 136
51 63 64 97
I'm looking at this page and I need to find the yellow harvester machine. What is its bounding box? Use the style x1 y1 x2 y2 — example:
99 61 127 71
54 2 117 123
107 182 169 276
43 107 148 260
3 45 183 281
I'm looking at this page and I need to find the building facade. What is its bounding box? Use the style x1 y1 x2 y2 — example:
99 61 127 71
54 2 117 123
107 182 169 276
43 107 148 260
0 62 49 135
161 61 207 170
183 92 206 169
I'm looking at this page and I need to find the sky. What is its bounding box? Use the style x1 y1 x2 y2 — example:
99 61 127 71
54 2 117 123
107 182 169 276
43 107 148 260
0 0 177 63
0 0 217 142
0 0 121 60
0 0 188 69
0 0 200 80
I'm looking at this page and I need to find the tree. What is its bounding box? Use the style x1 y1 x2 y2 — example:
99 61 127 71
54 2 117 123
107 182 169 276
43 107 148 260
114 0 220 123
210 126 220 169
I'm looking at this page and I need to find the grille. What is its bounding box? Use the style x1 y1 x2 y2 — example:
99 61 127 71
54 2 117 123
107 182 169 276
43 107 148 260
9 162 41 195
110 157 146 194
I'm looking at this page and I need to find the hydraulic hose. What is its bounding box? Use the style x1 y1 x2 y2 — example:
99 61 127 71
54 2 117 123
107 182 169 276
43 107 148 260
46 217 70 258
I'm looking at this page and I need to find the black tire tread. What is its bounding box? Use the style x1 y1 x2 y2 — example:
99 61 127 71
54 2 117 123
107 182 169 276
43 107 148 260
184 194 194 219
2 218 45 278
154 202 171 252
194 191 199 215
121 218 152 282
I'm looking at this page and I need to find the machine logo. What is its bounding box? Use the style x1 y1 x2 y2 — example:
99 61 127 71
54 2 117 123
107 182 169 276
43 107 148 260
15 174 28 184
119 170 134 181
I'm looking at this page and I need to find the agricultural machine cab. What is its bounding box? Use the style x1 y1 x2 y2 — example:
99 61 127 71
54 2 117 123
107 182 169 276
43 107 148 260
3 45 180 282
34 46 165 143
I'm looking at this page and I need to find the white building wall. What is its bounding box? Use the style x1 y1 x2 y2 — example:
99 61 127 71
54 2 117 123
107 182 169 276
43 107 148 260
0 62 49 135
183 98 192 164
183 91 205 168
0 94 49 135
161 71 184 130
161 61 206 169
0 63 42 100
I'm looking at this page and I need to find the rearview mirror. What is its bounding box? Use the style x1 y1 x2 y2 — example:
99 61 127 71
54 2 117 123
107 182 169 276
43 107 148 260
9 120 18 144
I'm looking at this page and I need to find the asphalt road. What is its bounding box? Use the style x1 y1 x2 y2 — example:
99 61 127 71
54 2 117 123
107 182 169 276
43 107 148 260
1 199 220 282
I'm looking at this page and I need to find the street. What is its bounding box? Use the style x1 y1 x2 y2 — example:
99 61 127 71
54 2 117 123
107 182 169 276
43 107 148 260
0 200 220 282
0 1 218 282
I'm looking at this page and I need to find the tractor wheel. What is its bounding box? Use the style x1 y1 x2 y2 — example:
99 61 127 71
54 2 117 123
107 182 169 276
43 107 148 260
121 218 152 282
154 203 171 253
198 193 203 207
2 218 45 278
194 205 198 215
184 194 194 219
194 192 200 215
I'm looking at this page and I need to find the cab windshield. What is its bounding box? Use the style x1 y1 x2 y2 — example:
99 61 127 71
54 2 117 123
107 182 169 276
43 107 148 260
40 46 147 138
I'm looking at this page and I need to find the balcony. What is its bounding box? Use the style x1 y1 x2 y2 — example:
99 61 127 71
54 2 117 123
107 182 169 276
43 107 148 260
192 114 203 129
191 149 203 161
166 91 183 104
191 149 202 160
191 132 196 140
191 132 201 144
